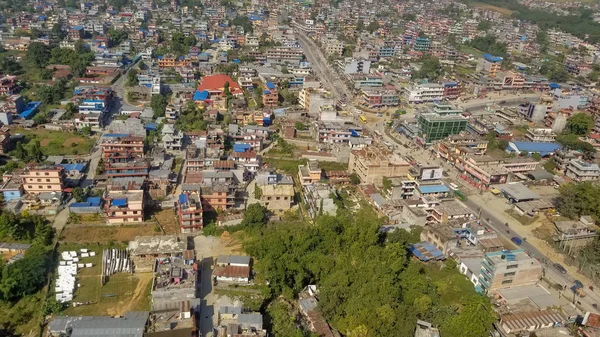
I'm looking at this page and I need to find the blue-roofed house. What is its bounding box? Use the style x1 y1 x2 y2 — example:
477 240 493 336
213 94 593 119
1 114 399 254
506 141 561 157
69 197 103 214
415 184 450 199
262 82 278 107
69 25 85 39
481 54 503 77
409 242 445 261
0 176 23 201
193 90 209 101
20 102 41 120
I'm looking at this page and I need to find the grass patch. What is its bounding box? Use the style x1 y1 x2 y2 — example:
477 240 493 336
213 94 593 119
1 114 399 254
317 161 348 171
424 261 480 304
57 243 151 316
263 157 307 174
13 127 96 156
473 2 514 15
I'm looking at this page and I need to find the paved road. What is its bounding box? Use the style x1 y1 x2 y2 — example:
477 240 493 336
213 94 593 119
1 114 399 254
457 93 541 111
295 28 351 99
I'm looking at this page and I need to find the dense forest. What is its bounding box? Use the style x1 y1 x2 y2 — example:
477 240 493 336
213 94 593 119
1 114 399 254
473 0 600 43
243 206 497 337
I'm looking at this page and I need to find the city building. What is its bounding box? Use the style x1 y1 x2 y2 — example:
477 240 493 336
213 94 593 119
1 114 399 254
404 83 444 104
262 82 278 107
417 110 468 144
255 171 295 212
337 58 371 74
478 54 503 77
103 189 144 224
478 249 542 293
525 127 556 142
566 159 600 182
101 135 149 178
348 144 410 185
177 191 204 233
21 166 66 194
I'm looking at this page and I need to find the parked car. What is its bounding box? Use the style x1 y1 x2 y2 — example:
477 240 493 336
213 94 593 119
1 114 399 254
574 280 584 289
511 237 522 246
554 263 567 274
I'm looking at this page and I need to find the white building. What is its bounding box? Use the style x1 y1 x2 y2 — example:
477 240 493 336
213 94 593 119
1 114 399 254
404 83 444 104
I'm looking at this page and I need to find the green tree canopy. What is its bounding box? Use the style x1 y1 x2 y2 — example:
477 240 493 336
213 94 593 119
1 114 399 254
556 182 600 221
565 112 594 136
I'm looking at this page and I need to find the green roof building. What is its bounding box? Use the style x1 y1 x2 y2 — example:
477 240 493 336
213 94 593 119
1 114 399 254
417 104 467 144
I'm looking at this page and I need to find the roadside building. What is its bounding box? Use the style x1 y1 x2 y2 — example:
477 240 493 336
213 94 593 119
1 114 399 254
255 171 295 212
479 249 542 293
21 166 66 194
104 190 144 224
48 312 149 337
177 191 203 233
348 144 410 185
128 235 187 272
565 159 600 182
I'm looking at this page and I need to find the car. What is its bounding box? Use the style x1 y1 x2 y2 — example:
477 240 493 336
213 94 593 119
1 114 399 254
554 263 567 274
574 280 584 289
511 237 522 246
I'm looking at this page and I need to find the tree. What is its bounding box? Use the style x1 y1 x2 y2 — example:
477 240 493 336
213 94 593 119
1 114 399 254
81 126 92 136
356 20 364 32
51 23 65 39
126 68 139 87
241 203 269 228
25 42 50 68
72 187 86 202
543 158 557 173
231 16 253 34
151 95 168 119
565 112 594 136
14 143 28 161
366 21 380 33
294 122 306 130
29 140 43 163
477 20 492 31
531 152 542 161
556 182 600 221
349 173 361 185
414 55 442 80
108 28 128 46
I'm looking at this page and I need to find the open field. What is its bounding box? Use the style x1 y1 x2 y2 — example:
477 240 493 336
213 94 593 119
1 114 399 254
59 224 158 243
13 127 96 156
473 3 514 15
58 243 151 316
153 209 181 234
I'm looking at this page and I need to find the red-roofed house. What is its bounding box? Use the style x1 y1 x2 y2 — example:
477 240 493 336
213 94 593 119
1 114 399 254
198 74 243 96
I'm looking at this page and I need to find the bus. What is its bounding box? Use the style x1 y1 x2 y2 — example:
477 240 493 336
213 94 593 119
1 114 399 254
359 115 367 124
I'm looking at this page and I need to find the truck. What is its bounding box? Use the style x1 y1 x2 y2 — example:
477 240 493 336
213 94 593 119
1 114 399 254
511 237 523 246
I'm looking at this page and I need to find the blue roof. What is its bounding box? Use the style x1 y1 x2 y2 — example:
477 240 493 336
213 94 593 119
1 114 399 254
59 163 85 172
508 141 561 156
417 185 450 194
549 83 560 89
233 143 251 152
111 198 127 207
265 81 275 90
409 242 445 261
484 53 503 63
233 59 241 63
19 101 41 119
72 25 84 30
87 197 101 206
263 90 271 95
193 90 209 101
145 123 158 131
179 194 188 205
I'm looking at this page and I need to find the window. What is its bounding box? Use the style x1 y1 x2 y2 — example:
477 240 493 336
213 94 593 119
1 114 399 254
501 279 513 284
45 172 49 176
35 172 40 176
46 179 50 182
47 185 52 189
506 264 519 270
37 179 41 182
28 185 32 189
503 272 516 277
133 211 138 215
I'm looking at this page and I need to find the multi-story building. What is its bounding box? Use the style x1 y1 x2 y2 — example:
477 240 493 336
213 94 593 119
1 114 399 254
417 112 468 144
262 82 278 107
413 37 431 52
103 190 144 224
478 54 503 77
312 121 363 144
157 55 191 68
336 58 371 74
404 83 444 103
553 150 582 171
324 39 344 56
351 75 384 89
255 171 295 212
566 159 600 182
21 166 66 194
266 47 304 64
348 144 410 185
177 191 203 232
0 76 18 95
68 26 84 40
298 161 323 186
442 82 461 100
525 127 556 142
100 134 149 178
361 90 399 108
478 249 542 293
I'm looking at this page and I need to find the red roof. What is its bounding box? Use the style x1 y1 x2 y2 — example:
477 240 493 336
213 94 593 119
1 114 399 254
198 74 243 95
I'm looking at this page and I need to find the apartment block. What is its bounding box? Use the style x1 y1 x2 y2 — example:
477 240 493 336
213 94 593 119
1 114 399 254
525 127 556 142
177 191 203 233
348 144 410 185
361 89 399 108
478 54 503 77
404 83 444 103
100 134 149 178
566 159 600 182
255 171 295 212
479 249 542 293
417 113 468 144
336 58 371 74
103 190 144 224
21 166 66 194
